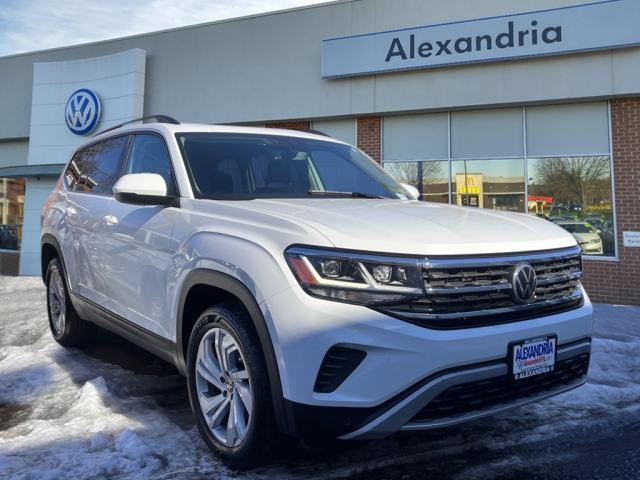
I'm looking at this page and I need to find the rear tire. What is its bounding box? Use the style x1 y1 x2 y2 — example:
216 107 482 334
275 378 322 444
186 305 278 469
45 257 95 347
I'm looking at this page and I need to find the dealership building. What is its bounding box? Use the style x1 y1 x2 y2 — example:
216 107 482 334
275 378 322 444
0 0 639 305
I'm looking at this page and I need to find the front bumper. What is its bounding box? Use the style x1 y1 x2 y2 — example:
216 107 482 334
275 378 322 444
340 338 590 439
260 284 593 439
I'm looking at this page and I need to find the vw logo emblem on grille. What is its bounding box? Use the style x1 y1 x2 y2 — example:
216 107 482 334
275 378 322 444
512 263 537 303
65 88 101 135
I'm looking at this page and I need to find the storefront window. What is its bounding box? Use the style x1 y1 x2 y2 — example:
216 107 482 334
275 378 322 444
451 159 525 212
0 178 25 251
528 156 614 257
384 161 449 204
381 103 617 258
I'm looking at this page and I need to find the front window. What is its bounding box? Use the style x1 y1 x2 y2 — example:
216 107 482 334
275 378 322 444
176 133 407 199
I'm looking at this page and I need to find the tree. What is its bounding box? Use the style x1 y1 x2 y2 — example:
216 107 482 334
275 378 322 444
533 157 610 213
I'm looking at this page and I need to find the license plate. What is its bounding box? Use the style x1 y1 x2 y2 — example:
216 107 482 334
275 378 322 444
509 336 557 381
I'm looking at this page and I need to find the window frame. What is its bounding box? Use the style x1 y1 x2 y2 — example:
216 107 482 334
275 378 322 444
381 102 618 260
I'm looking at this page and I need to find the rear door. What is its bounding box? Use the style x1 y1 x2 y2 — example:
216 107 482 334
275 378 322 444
99 133 180 338
61 135 131 304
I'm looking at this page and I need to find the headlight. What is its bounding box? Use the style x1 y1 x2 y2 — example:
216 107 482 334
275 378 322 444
285 246 424 305
588 238 601 244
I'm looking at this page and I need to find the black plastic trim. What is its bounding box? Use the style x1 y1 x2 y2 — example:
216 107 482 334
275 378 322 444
40 234 65 283
314 346 367 393
71 293 176 365
175 269 290 436
114 191 180 208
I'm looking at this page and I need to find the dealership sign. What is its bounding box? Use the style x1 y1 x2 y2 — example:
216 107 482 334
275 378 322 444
321 0 640 78
65 88 101 135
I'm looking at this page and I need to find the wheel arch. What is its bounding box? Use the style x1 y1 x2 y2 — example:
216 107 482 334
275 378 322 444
40 234 64 283
176 268 293 436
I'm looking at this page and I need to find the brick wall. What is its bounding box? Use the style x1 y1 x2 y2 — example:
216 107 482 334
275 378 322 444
582 98 640 305
357 117 382 163
264 120 311 131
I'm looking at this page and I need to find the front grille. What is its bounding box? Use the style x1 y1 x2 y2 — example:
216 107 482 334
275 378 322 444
378 247 583 329
411 353 590 423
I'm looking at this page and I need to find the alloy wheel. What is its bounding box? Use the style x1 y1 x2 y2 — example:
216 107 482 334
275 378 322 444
48 269 66 335
195 326 253 447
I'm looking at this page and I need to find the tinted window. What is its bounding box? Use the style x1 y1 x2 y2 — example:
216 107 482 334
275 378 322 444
65 136 129 194
126 134 177 196
176 133 406 199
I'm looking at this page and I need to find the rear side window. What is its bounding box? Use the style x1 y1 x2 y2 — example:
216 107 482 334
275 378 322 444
125 134 177 196
65 136 129 195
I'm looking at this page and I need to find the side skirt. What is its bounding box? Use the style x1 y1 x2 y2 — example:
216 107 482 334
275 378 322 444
71 292 179 367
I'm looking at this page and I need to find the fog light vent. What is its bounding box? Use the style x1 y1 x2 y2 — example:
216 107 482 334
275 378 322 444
313 346 367 393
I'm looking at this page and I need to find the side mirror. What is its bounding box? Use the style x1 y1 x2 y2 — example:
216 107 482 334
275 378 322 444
401 183 420 200
113 174 178 207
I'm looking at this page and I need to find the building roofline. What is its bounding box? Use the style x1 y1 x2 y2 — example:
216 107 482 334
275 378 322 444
0 0 347 61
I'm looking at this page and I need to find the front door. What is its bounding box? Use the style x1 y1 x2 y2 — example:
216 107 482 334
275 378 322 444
99 133 180 338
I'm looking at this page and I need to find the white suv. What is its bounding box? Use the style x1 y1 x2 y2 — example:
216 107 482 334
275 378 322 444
41 117 593 468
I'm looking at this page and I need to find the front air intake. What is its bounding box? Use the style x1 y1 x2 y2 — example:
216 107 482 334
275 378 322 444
314 346 367 393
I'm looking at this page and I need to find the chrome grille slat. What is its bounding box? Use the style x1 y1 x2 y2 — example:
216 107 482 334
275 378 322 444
379 247 584 328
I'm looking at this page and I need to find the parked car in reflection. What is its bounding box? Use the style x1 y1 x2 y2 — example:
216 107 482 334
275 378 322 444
584 215 605 233
557 221 603 255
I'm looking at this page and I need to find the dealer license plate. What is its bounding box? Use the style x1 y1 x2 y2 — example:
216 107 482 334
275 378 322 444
510 336 557 381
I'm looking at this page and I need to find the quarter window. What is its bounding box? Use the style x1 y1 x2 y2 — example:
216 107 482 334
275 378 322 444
65 136 129 195
126 134 177 196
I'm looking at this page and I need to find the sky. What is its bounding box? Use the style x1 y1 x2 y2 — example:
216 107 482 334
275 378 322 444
0 0 328 57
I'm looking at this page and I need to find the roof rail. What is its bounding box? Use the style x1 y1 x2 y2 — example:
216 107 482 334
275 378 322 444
305 129 331 137
93 115 180 137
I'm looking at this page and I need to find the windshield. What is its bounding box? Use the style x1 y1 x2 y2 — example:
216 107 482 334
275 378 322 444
176 133 408 200
560 223 595 234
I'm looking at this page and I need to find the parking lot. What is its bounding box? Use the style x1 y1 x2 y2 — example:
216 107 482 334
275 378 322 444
1 276 639 480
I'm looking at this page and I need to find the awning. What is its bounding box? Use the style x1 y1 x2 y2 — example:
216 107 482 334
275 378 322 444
0 164 63 178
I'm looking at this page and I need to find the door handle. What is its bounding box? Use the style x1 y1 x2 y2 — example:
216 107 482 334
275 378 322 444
103 215 119 227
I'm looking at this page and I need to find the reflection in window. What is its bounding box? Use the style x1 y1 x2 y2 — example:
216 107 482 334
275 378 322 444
0 178 25 251
451 159 525 212
384 161 449 204
528 156 614 256
66 136 129 195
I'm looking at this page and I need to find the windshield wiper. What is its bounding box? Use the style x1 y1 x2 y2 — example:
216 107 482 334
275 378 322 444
308 190 386 199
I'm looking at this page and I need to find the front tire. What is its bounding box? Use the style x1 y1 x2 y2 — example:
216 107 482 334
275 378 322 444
46 257 95 347
186 306 278 469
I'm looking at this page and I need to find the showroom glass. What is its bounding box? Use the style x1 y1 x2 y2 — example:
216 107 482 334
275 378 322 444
0 177 25 251
176 133 407 199
126 134 178 196
384 161 449 204
451 159 525 212
65 136 129 195
381 103 617 258
528 156 614 257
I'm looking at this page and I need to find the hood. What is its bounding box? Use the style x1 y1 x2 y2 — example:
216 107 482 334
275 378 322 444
222 198 578 256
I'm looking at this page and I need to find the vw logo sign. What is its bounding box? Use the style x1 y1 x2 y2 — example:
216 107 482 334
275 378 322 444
512 263 537 303
65 88 101 135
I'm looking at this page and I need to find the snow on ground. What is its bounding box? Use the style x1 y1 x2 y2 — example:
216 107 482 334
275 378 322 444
0 276 639 480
